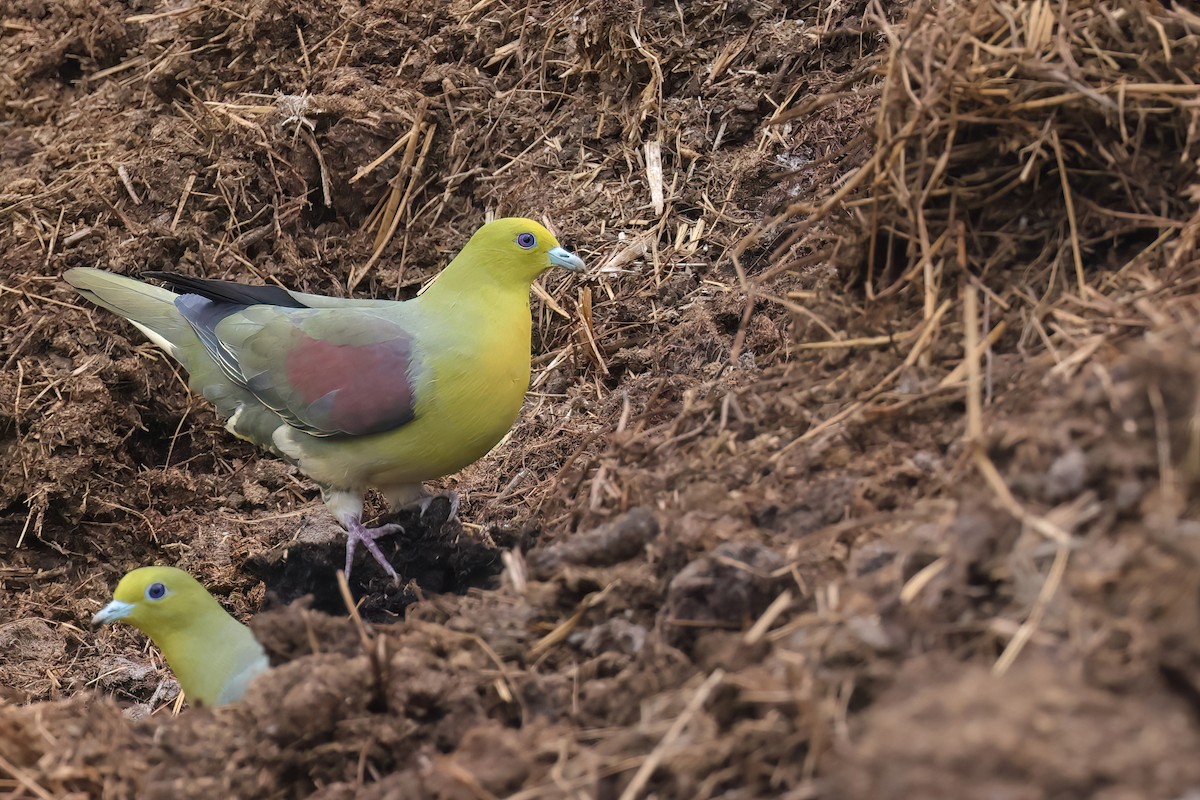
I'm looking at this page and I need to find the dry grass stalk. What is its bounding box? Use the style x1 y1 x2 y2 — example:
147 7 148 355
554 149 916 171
617 669 725 800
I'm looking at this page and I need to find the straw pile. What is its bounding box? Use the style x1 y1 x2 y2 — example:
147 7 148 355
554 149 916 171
764 0 1200 310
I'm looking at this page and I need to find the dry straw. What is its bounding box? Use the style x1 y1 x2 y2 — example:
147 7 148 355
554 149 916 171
755 0 1200 311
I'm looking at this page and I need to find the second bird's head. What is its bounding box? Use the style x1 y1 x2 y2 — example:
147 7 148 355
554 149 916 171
461 217 586 284
92 565 215 637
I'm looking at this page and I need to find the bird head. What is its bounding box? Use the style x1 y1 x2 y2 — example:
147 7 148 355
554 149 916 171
92 566 216 637
460 217 586 284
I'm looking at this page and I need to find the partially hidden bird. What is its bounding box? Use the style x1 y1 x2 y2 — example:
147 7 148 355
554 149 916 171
66 218 586 580
92 565 269 707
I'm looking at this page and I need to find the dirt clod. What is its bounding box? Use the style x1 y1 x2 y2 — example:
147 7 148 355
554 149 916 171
528 506 658 575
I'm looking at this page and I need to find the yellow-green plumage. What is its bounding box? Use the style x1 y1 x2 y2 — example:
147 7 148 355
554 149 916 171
65 218 585 578
283 266 535 489
92 566 268 707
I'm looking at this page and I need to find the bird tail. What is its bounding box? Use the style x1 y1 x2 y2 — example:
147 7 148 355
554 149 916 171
64 268 197 356
65 268 284 436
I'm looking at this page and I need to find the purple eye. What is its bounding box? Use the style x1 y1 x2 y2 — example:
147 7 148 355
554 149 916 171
516 232 537 249
145 582 167 601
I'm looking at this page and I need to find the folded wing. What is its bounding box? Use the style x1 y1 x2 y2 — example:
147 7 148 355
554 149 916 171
176 296 419 438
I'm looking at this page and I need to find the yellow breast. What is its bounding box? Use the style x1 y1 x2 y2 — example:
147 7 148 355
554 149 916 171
288 284 534 488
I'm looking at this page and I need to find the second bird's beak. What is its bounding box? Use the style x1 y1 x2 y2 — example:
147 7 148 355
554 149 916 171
92 599 134 627
549 246 586 272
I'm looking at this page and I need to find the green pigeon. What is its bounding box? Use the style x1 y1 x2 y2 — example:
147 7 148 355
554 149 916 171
66 218 585 579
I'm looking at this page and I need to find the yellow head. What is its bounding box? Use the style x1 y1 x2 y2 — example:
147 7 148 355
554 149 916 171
92 565 222 638
453 217 586 285
92 565 267 707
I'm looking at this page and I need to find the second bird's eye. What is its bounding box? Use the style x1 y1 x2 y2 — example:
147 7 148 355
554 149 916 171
516 232 537 249
146 582 167 600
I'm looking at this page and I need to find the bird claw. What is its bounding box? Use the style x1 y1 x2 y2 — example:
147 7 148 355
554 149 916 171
344 521 403 582
417 490 461 525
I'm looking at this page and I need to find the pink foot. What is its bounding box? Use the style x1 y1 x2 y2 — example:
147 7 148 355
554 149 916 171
344 520 403 581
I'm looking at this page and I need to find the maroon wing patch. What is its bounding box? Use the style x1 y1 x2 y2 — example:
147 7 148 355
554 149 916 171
281 328 417 437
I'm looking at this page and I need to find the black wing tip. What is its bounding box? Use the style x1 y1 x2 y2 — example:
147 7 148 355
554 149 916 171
141 271 309 309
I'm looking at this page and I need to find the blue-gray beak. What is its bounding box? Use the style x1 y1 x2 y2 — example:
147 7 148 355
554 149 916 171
549 246 586 272
92 599 135 627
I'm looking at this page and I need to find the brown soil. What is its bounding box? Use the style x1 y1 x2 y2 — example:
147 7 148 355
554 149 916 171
3 0 1200 797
